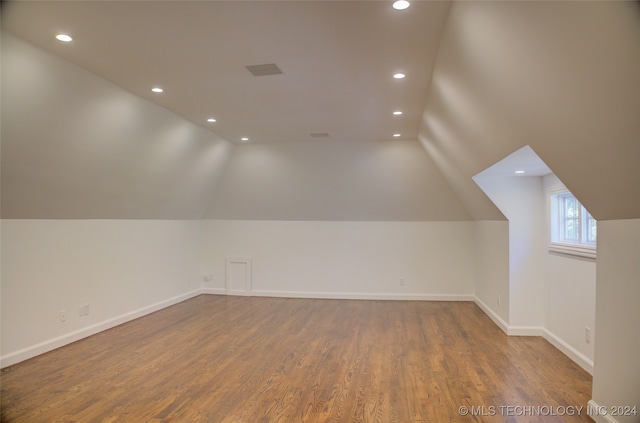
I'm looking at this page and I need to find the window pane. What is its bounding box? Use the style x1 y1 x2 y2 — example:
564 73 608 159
565 218 579 241
561 195 581 242
564 196 578 218
588 217 597 243
550 191 596 251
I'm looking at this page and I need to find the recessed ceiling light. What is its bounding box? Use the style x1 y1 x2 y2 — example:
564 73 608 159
393 73 406 79
393 111 403 115
207 118 217 123
515 170 525 174
56 34 73 42
241 137 249 142
393 134 401 137
393 1 410 10
151 87 163 93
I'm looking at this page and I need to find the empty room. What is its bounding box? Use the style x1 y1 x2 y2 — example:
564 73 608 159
1 1 639 422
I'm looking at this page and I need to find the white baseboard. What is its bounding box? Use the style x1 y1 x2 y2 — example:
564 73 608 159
543 329 593 374
0 288 474 368
507 325 544 336
3 287 595 379
473 296 509 334
201 287 226 295
587 400 620 423
209 290 591 375
473 296 594 375
249 289 475 301
472 298 546 337
0 289 203 369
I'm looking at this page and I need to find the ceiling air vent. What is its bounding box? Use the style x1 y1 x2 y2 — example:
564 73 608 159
310 133 330 138
245 63 283 77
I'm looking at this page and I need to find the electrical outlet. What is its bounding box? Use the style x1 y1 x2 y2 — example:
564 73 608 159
59 310 66 322
585 327 591 344
399 278 405 286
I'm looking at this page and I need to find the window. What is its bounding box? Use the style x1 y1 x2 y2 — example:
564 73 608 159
549 189 596 258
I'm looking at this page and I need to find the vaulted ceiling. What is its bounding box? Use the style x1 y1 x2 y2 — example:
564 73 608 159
2 1 449 145
2 1 639 221
420 1 640 220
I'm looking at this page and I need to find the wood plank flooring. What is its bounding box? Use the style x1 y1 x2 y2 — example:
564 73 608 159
1 295 593 422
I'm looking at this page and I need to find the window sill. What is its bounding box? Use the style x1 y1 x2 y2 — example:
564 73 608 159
548 243 596 260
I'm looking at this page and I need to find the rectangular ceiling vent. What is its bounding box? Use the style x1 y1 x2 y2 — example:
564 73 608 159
310 133 330 138
245 63 283 77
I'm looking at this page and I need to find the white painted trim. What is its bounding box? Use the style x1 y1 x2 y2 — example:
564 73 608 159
201 290 591 379
201 287 227 295
249 290 475 301
473 296 508 334
548 243 597 260
507 326 544 336
542 329 594 374
473 297 594 373
225 257 252 296
547 185 597 259
225 291 253 297
0 289 202 369
587 400 620 423
3 287 595 381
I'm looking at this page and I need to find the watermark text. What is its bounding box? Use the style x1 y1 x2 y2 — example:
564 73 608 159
457 404 638 417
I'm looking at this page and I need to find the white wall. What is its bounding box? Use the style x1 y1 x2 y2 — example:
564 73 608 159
473 172 597 373
1 218 478 367
543 174 595 370
0 34 234 367
545 254 595 368
590 219 640 423
200 220 475 300
473 220 509 329
0 219 202 367
473 175 546 330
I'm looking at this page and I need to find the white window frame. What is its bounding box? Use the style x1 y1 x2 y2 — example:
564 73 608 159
548 186 596 259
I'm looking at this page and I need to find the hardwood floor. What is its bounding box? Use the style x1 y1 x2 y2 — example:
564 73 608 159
1 295 593 422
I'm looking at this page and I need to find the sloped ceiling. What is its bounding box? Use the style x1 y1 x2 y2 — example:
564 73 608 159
1 33 233 219
420 1 640 221
2 1 639 221
3 0 476 221
1 0 450 144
